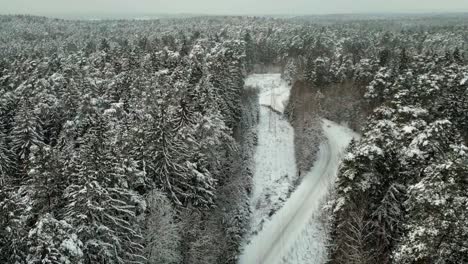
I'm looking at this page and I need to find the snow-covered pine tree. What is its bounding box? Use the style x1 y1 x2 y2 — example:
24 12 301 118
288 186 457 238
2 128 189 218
145 89 215 207
0 186 30 263
0 130 12 186
394 144 468 264
207 40 246 129
143 190 182 264
313 56 331 87
10 101 45 176
26 214 84 264
63 114 145 264
364 67 395 105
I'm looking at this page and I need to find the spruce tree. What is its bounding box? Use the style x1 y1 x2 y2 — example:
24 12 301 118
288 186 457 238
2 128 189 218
63 116 145 264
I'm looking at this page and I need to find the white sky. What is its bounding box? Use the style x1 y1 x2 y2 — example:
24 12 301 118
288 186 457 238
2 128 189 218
0 0 468 15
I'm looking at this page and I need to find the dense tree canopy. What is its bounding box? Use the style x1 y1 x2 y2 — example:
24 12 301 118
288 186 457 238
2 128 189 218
0 14 467 264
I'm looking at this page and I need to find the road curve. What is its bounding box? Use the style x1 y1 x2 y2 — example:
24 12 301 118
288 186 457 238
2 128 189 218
239 119 357 264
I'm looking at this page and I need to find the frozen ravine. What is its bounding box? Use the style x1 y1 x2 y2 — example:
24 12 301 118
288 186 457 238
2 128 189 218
240 74 358 264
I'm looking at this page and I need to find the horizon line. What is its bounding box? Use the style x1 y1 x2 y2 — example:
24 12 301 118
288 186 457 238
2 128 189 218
1 10 468 17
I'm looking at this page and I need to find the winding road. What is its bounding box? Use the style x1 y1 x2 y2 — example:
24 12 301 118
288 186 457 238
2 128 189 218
241 74 358 264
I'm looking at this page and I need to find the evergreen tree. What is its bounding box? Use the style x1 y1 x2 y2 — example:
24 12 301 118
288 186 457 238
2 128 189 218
0 186 29 263
398 48 409 71
63 117 145 264
144 190 181 264
27 145 66 215
394 145 468 264
453 47 464 63
0 130 12 186
378 48 391 66
10 101 45 175
99 38 110 53
26 214 84 264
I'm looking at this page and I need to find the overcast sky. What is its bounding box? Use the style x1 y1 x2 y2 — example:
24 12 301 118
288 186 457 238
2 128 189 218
1 0 468 16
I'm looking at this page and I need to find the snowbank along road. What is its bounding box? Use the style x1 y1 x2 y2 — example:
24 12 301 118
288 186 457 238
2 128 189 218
241 74 358 264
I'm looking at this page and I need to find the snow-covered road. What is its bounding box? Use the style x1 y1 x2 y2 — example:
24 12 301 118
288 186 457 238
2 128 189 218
240 74 358 264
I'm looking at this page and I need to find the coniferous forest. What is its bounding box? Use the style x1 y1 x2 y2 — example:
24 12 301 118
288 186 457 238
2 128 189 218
0 14 467 264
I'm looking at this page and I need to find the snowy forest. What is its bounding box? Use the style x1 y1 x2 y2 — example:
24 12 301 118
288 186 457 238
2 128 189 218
0 14 467 264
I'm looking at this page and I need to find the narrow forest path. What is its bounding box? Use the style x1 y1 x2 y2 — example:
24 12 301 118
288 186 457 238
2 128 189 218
240 74 358 264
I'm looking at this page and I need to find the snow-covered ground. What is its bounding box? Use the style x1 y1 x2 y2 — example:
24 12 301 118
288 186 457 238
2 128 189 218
240 74 358 264
245 74 292 113
244 74 297 234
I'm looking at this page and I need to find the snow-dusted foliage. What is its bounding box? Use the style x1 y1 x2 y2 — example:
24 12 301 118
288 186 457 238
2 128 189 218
330 46 468 263
144 190 182 264
0 15 249 263
393 145 468 263
0 13 467 264
27 214 83 264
